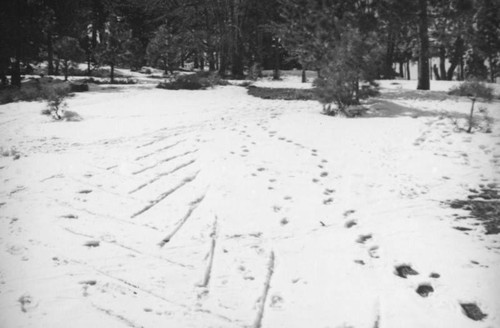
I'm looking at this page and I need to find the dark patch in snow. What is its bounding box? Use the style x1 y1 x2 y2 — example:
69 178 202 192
429 272 440 278
416 284 434 297
345 220 357 228
323 198 333 205
343 209 356 217
84 240 100 247
356 234 372 244
354 260 365 265
453 226 472 231
446 184 500 234
460 303 487 321
394 264 419 278
320 172 328 177
78 189 92 194
79 280 97 286
324 188 335 195
61 214 78 219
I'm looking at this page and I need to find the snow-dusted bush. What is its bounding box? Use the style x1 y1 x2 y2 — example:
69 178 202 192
313 28 381 117
42 83 71 120
157 72 227 90
448 81 494 100
448 81 494 133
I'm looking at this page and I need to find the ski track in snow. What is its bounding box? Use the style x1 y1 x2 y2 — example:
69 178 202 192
0 78 500 328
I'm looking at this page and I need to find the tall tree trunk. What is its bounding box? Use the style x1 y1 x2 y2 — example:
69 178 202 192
447 37 463 80
384 31 395 79
399 61 404 78
406 60 411 80
302 69 306 83
417 0 430 90
459 55 464 80
208 51 216 71
273 39 280 80
0 56 8 87
219 44 228 77
433 64 441 80
439 46 446 80
11 56 21 88
47 32 54 75
489 55 495 83
64 60 69 81
110 62 114 83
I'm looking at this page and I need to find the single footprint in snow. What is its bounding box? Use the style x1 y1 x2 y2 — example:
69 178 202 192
356 234 372 244
368 246 380 258
394 264 419 278
343 209 356 217
416 283 434 297
345 220 357 228
460 303 488 321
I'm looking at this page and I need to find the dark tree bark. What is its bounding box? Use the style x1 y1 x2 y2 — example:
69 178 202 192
417 0 430 90
110 63 114 83
384 31 395 79
47 32 54 75
219 45 227 76
272 39 280 80
406 60 411 80
446 37 464 80
302 69 306 83
433 64 440 80
439 46 446 80
63 60 69 81
11 56 21 88
489 55 495 82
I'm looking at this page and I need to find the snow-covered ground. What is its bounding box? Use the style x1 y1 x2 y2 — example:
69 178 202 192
1 73 499 328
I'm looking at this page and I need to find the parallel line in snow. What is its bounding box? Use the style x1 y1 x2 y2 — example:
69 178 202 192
61 226 193 268
74 260 235 323
134 139 186 161
158 195 205 247
92 305 142 328
252 251 275 328
129 159 196 194
132 149 198 175
131 172 199 218
197 215 218 288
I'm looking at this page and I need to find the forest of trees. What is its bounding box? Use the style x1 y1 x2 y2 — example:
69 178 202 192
0 0 499 90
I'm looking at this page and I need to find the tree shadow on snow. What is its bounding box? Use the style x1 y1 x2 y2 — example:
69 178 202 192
363 98 468 120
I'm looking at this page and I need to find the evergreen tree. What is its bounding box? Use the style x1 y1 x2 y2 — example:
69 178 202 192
95 16 133 82
53 36 85 81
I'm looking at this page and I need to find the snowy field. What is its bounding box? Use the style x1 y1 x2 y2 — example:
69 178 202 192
1 73 499 328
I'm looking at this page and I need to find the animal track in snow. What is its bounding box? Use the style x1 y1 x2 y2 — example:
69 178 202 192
368 246 380 258
416 283 434 297
394 264 419 278
345 220 357 228
356 234 372 244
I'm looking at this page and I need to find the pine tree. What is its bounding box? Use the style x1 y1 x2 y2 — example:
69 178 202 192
95 16 132 82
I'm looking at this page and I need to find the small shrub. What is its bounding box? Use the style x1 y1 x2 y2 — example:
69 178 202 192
157 71 226 90
60 110 82 121
448 81 494 133
314 76 379 117
448 81 494 100
247 86 316 100
247 63 262 81
450 106 493 133
70 83 89 92
42 84 70 120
